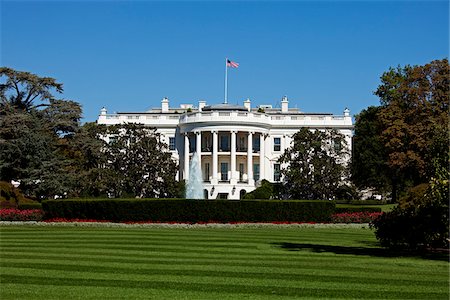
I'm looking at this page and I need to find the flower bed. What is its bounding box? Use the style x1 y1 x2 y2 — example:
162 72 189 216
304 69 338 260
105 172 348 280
0 209 44 221
0 210 381 225
331 212 383 223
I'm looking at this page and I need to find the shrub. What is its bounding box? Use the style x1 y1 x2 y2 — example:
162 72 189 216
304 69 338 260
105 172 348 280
0 209 44 221
335 184 360 201
18 203 43 210
331 212 382 223
243 180 274 199
0 181 38 208
371 204 448 250
371 164 449 250
399 183 429 209
334 206 382 213
42 199 335 223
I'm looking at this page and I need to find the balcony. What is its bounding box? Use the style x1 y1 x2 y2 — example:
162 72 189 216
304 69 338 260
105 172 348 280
179 111 352 129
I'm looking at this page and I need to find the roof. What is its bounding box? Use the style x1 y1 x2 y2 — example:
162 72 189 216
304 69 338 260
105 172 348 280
202 104 248 112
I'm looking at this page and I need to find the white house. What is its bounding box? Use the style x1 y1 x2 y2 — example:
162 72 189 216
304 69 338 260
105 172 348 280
97 97 353 199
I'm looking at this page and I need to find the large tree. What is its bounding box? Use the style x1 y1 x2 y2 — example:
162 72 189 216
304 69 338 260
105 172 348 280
65 122 109 197
351 106 391 193
104 123 179 198
0 68 82 199
0 67 63 112
374 58 449 200
278 128 349 200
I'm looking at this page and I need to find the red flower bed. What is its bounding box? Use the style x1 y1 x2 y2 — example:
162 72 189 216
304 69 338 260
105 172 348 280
331 212 383 223
0 209 44 221
44 218 111 223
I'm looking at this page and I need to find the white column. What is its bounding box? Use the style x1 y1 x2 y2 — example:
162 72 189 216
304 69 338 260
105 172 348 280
259 133 265 181
196 131 201 162
230 131 237 183
184 133 190 180
212 131 218 184
247 132 253 184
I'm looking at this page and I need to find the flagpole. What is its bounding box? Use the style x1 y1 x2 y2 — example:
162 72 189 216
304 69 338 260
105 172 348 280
224 57 228 104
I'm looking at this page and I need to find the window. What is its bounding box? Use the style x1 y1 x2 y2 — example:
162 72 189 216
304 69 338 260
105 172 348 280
220 135 230 151
221 163 228 181
253 136 260 152
238 136 246 151
333 138 342 152
274 137 281 151
108 136 117 145
189 136 195 153
274 163 281 182
239 163 244 182
254 164 260 181
204 163 210 181
169 137 176 151
202 136 211 152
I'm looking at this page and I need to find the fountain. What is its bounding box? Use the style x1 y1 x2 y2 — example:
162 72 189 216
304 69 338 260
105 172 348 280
185 153 204 199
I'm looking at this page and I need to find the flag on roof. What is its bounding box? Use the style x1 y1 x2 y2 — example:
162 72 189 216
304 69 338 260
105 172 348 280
226 59 239 68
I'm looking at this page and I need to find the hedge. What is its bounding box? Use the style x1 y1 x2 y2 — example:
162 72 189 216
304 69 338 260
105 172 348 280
18 203 43 210
42 199 335 223
334 206 382 213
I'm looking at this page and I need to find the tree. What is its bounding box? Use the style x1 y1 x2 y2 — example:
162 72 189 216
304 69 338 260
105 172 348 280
0 68 82 199
64 122 109 197
373 58 449 201
278 128 349 200
0 67 63 112
351 106 391 193
104 123 178 198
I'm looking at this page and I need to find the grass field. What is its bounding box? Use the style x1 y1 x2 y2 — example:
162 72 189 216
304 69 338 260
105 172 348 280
0 225 448 299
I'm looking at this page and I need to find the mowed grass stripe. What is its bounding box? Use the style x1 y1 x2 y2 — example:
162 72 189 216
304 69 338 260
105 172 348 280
2 243 447 272
3 251 446 277
0 274 446 299
1 226 448 299
1 267 447 294
0 227 375 243
1 260 447 288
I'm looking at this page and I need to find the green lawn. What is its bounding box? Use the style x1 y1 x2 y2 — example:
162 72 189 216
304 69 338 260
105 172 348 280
0 225 448 299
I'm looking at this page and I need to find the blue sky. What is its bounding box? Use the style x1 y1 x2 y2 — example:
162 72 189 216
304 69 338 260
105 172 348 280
1 1 448 122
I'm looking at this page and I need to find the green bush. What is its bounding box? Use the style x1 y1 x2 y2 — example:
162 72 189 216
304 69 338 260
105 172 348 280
371 203 448 250
399 183 428 209
371 164 449 250
243 180 273 199
334 206 382 213
0 181 36 208
42 199 335 223
18 203 43 210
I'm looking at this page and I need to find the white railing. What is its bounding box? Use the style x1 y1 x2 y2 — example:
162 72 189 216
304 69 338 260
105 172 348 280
179 112 352 127
100 112 352 127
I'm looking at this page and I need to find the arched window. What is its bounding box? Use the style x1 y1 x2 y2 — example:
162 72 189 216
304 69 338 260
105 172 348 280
240 189 247 199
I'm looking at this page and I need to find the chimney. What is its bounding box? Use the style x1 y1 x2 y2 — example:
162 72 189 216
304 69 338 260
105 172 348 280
161 97 169 113
199 100 206 112
281 96 288 113
244 98 251 111
344 107 350 117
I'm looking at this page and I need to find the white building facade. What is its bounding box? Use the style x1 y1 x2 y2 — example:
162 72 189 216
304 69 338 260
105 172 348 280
98 97 353 200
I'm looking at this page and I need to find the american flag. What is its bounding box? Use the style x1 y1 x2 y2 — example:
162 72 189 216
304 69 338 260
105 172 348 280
227 59 239 68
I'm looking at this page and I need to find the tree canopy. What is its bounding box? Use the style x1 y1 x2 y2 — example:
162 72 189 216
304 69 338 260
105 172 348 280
351 106 390 192
0 68 180 200
103 123 179 198
278 128 349 200
0 67 63 112
352 58 449 201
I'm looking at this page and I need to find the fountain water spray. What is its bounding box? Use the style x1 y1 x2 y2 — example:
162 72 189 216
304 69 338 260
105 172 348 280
185 153 204 199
